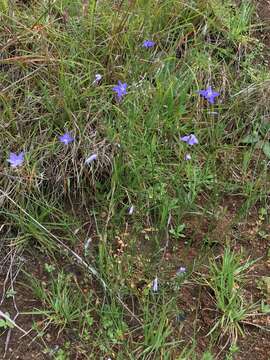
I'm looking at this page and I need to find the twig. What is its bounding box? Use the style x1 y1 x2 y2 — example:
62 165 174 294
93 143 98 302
4 250 22 357
0 310 28 335
0 244 25 357
82 0 89 17
0 55 57 64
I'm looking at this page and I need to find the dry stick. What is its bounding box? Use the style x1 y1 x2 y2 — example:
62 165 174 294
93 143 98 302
4 250 23 358
0 310 28 336
0 250 13 306
0 190 142 326
82 0 89 17
1 245 26 357
4 329 12 358
0 55 57 64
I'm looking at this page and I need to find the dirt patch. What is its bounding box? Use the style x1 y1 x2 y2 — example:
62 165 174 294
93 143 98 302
174 262 270 359
0 250 97 360
0 279 48 359
1 207 269 358
257 0 270 23
256 0 270 47
235 329 270 360
165 192 270 359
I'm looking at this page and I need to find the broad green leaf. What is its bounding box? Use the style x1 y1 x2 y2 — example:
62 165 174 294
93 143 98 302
255 140 266 149
241 133 260 144
261 300 270 314
0 319 7 328
262 142 270 158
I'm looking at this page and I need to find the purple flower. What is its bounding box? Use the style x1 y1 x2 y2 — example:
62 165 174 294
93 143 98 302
143 40 155 48
7 151 24 168
184 153 191 161
152 277 158 292
59 132 74 145
93 73 102 84
180 134 198 146
197 86 220 104
128 205 134 215
85 153 98 165
176 267 186 275
112 81 127 101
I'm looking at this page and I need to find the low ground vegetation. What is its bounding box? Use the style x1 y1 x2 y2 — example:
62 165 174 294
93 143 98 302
0 0 270 359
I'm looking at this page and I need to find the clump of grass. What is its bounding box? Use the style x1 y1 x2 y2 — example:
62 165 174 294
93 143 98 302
27 271 94 333
0 193 79 252
202 248 258 345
